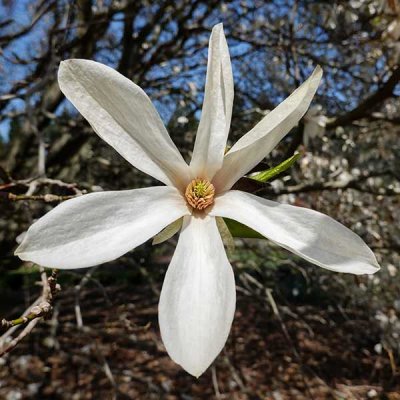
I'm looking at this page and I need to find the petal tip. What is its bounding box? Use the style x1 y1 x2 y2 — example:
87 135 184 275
211 23 224 35
370 262 381 274
59 59 88 76
363 267 380 275
14 250 28 261
59 59 74 69
58 59 75 83
313 66 323 83
179 361 207 378
14 241 26 257
348 260 380 275
312 65 323 81
363 252 381 275
14 245 29 260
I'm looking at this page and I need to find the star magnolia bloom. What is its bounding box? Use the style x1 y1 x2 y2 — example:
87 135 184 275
15 24 380 377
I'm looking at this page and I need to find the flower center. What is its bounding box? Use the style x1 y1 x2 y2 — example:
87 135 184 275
185 178 215 211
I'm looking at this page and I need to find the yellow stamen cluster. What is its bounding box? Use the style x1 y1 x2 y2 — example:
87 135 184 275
185 178 215 211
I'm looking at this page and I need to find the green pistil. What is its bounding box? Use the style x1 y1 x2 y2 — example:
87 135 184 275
193 182 208 197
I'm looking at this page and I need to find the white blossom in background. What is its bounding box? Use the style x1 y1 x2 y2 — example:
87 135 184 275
177 116 189 125
303 105 328 147
15 24 380 377
383 17 400 66
384 18 400 41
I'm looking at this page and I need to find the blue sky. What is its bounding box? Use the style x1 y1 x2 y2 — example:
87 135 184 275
0 1 394 142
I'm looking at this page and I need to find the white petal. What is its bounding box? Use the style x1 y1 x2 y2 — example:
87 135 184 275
210 191 380 275
159 215 236 377
15 187 189 269
190 24 234 179
58 60 190 189
213 67 323 192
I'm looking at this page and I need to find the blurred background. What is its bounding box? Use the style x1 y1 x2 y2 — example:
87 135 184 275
0 0 399 399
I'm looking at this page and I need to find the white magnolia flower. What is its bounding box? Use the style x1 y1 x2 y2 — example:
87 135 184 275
15 24 380 377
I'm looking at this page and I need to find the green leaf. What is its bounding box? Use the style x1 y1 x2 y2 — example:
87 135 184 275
250 152 302 183
223 218 264 239
216 217 235 253
10 264 40 275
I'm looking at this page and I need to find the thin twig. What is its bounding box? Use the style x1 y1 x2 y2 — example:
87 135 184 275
0 269 60 357
266 289 315 400
0 192 77 202
0 319 41 356
74 267 99 330
211 365 222 399
0 176 84 195
223 353 248 394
